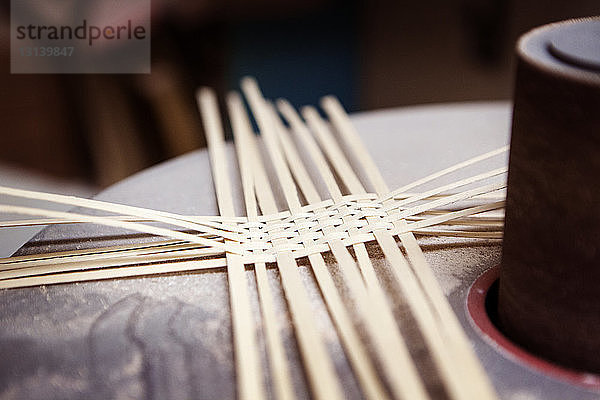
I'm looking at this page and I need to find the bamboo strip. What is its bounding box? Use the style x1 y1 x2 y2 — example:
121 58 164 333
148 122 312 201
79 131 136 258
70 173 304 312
1 239 187 265
241 77 344 400
383 146 509 201
0 82 508 400
315 101 476 399
394 168 507 208
0 248 220 281
198 87 266 400
1 191 503 276
403 201 505 233
0 191 503 229
321 95 499 400
0 242 206 270
0 186 245 242
389 182 506 218
0 258 227 290
270 104 391 400
414 230 503 239
282 99 431 400
227 92 296 400
0 205 228 251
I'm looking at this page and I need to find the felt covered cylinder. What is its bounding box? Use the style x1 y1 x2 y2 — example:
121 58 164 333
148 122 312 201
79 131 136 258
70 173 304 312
498 17 600 373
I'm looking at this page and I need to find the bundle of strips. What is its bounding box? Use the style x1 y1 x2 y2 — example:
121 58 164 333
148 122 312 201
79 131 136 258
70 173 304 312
0 78 506 400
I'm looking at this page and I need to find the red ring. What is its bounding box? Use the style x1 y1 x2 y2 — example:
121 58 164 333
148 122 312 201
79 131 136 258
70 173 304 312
467 265 600 389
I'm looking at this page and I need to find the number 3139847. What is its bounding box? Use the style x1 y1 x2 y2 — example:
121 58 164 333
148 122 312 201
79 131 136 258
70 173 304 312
19 47 74 57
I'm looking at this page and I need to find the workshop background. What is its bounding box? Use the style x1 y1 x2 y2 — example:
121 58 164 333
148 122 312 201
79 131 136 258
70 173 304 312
0 0 598 189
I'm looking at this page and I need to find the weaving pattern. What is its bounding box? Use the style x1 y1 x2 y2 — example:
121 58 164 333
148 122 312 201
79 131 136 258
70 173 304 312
210 192 504 260
0 78 507 400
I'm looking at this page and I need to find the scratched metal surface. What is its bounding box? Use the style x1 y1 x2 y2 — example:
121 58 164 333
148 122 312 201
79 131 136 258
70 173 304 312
3 102 592 400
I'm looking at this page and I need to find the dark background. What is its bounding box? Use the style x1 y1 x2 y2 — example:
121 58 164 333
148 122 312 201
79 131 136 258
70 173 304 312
0 0 598 187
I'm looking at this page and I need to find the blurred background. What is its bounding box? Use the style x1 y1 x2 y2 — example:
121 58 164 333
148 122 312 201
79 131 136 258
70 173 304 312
0 0 598 191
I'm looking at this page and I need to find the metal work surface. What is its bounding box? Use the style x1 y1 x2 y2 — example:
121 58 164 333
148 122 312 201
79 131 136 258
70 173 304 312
1 102 596 399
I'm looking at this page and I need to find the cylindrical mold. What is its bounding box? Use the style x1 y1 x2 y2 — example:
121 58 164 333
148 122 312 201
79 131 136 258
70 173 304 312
498 17 600 373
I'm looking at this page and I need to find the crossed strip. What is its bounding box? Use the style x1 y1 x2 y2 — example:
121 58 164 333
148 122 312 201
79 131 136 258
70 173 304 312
0 78 506 400
0 168 505 278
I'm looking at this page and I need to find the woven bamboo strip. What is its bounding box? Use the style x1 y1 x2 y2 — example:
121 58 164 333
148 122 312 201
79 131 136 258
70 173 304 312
322 95 499 400
382 146 509 201
241 78 345 400
198 88 266 400
0 186 241 243
0 258 227 290
0 190 504 277
281 99 431 400
270 104 391 400
0 247 220 280
0 204 227 250
227 92 296 400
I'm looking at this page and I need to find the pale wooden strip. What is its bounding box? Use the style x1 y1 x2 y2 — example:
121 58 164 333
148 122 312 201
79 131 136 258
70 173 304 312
402 201 505 233
394 168 507 208
272 112 321 205
0 186 242 243
409 211 504 226
391 182 505 220
339 229 503 250
308 250 390 400
288 102 434 399
228 91 296 400
0 191 503 229
375 228 482 397
0 204 502 283
1 239 185 265
319 99 387 193
278 100 344 201
279 103 504 246
393 192 505 201
274 228 502 261
241 77 344 400
241 94 302 212
0 216 247 235
0 242 204 270
0 205 227 251
304 106 365 195
272 104 391 400
0 258 226 290
297 104 430 400
198 88 236 216
0 248 220 280
382 146 509 201
321 96 499 400
198 87 266 400
414 230 503 239
315 102 476 400
0 216 147 227
0 193 497 264
0 196 503 268
410 218 503 228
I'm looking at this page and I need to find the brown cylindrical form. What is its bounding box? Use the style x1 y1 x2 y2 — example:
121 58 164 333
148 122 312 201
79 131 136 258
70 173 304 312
499 17 600 373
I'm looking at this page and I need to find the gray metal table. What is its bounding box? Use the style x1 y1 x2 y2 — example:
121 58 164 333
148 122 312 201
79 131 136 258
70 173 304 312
1 102 594 399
